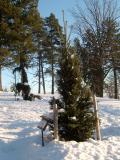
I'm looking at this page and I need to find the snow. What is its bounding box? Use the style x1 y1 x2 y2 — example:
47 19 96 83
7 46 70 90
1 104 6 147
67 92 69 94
0 92 120 160
71 54 75 59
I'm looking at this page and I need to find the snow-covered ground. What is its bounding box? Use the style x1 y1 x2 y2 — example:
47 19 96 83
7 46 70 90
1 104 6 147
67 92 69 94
0 92 119 160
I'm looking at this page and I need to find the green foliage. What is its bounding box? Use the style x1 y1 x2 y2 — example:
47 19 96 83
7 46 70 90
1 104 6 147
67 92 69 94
0 0 42 67
49 97 63 109
0 0 42 92
44 13 62 63
58 48 82 116
57 47 95 142
43 13 63 93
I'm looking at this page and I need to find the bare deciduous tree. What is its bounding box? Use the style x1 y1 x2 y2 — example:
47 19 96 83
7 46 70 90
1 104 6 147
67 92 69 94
72 0 120 97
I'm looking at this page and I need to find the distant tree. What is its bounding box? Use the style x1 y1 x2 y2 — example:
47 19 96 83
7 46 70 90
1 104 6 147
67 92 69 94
33 49 47 94
72 0 120 97
32 18 47 94
44 13 63 94
101 18 120 98
37 51 46 94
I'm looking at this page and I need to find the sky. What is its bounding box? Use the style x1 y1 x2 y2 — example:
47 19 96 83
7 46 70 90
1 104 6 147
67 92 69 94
3 0 77 93
39 0 76 26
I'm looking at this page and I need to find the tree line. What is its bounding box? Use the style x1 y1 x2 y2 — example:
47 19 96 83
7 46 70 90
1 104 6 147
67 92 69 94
0 0 63 95
0 0 120 98
73 0 120 98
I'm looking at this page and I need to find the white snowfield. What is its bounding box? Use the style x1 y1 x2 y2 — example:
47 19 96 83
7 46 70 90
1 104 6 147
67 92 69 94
0 92 119 160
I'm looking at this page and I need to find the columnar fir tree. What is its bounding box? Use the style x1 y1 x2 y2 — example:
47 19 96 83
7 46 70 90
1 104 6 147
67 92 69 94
57 47 95 142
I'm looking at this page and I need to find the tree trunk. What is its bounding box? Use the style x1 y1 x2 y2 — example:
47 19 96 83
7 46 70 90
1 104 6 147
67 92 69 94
0 65 3 91
41 55 46 94
113 67 118 99
38 53 41 94
51 57 54 94
95 79 103 97
94 69 104 97
20 53 28 83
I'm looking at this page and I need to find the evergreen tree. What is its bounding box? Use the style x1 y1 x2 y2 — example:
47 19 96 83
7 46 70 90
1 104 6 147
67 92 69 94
57 47 95 141
11 0 42 99
0 0 42 91
10 0 41 65
44 13 62 94
32 18 47 94
0 0 18 90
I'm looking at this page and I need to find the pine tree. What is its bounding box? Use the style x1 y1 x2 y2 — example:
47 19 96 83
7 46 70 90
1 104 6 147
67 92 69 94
32 18 47 94
0 0 42 91
57 47 95 142
44 13 63 94
0 0 18 90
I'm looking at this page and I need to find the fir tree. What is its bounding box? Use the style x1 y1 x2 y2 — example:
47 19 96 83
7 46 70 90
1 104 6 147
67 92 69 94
57 47 95 142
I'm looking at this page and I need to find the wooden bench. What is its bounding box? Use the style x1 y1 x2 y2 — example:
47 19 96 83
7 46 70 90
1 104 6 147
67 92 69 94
37 115 54 146
37 104 58 146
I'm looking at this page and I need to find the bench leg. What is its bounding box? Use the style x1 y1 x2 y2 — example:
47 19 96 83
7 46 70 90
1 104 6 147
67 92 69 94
41 129 44 146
